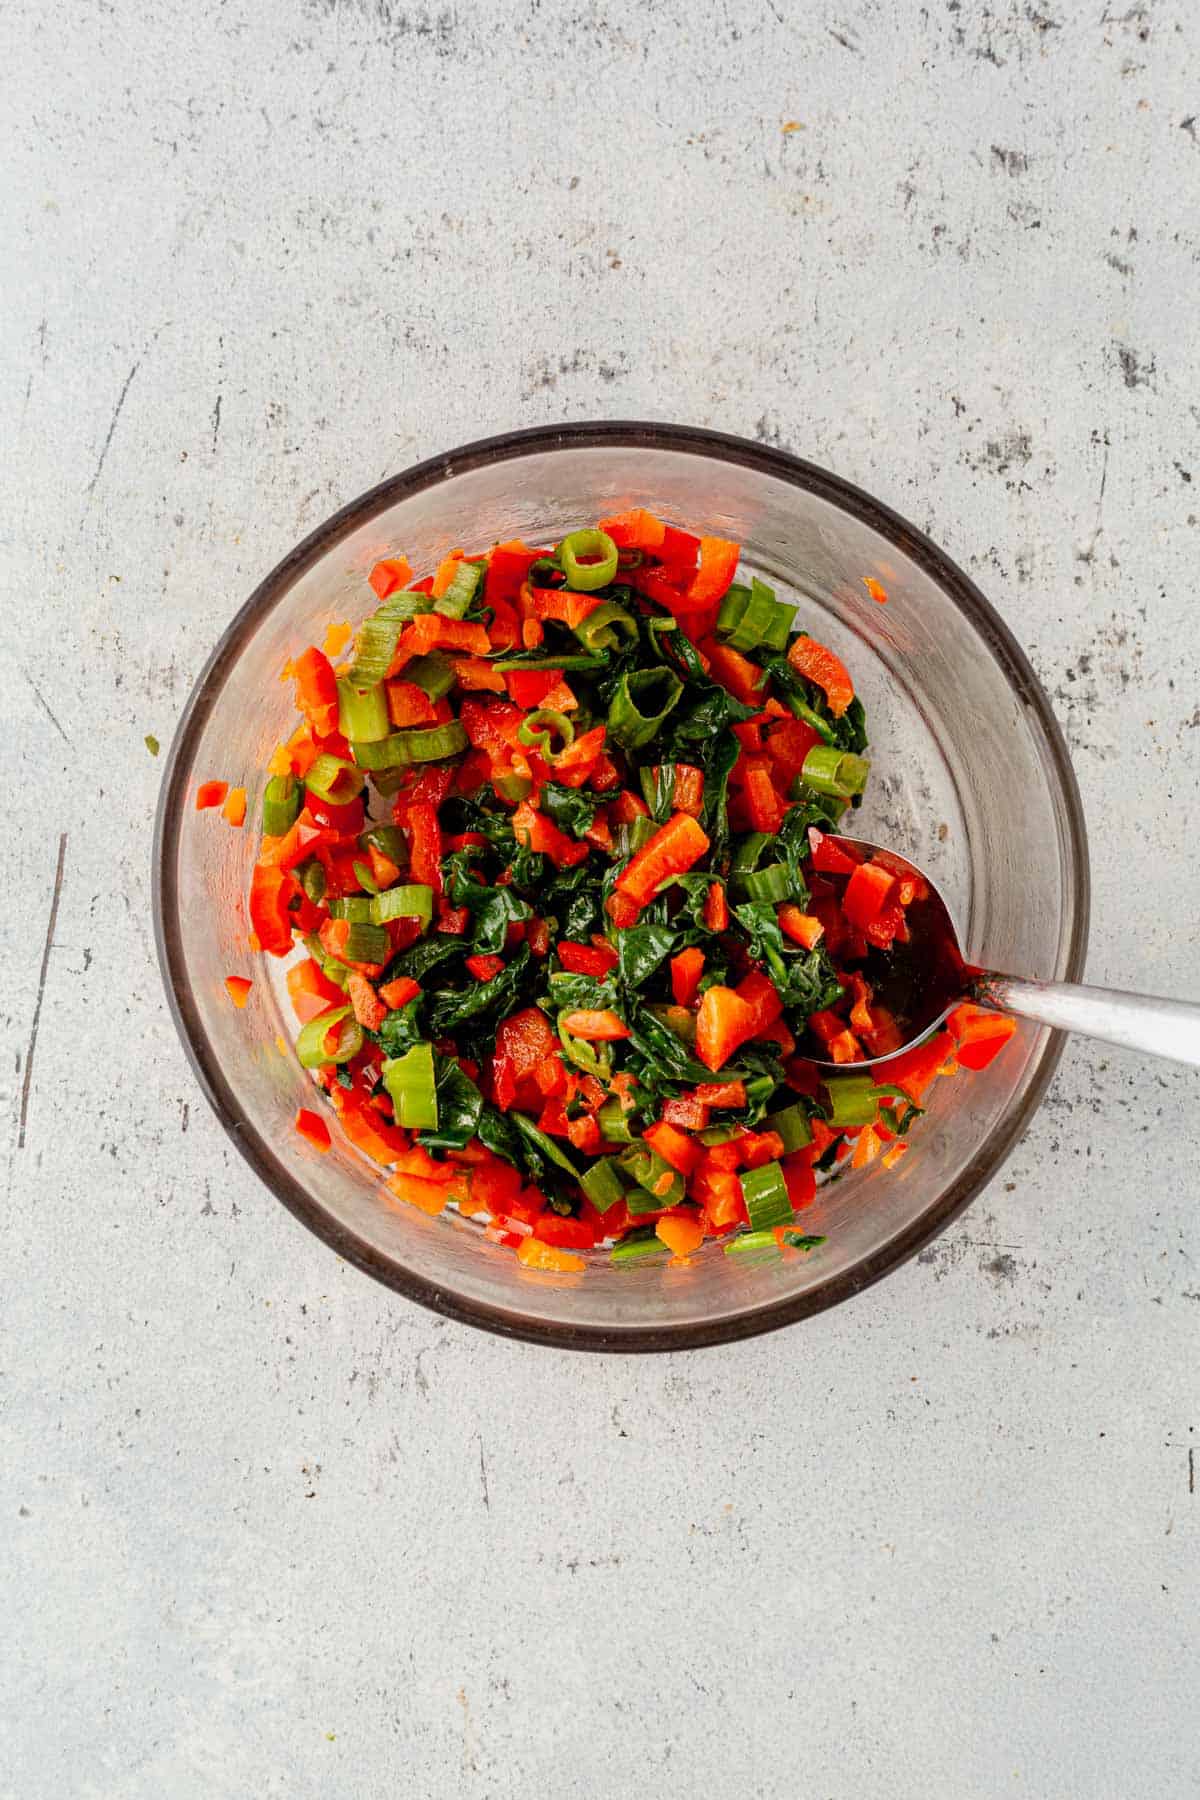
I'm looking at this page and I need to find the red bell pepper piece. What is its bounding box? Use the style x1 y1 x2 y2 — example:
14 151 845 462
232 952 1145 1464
367 556 413 599
946 1003 1018 1070
379 975 421 1010
686 536 740 606
808 828 862 875
549 724 607 788
559 1009 631 1041
465 953 505 982
610 812 710 915
597 507 667 551
294 1107 332 1152
532 1213 599 1249
740 762 788 834
703 880 729 932
656 524 701 583
765 715 823 779
842 860 897 932
703 641 767 706
777 905 824 949
661 1095 710 1131
224 975 252 1008
642 1120 703 1176
512 801 590 870
249 862 297 957
484 539 541 605
670 947 705 1008
286 957 345 1023
558 940 618 977
196 780 229 810
671 764 705 817
397 801 442 893
386 680 438 728
292 646 340 739
505 667 564 709
786 634 854 718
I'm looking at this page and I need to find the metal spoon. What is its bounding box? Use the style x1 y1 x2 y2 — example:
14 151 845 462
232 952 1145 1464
807 835 1200 1070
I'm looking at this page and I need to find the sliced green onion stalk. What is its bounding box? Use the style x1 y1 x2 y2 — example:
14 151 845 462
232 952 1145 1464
337 677 390 743
494 651 611 672
717 579 792 654
723 1229 782 1258
559 527 619 592
493 770 533 803
617 1144 684 1213
516 707 575 760
404 651 457 701
346 601 426 686
741 1160 792 1231
371 883 433 928
580 1157 627 1213
761 1102 813 1154
744 1075 776 1113
342 921 389 964
730 832 773 881
572 601 637 654
382 1042 438 1130
606 667 684 750
800 744 870 800
741 862 793 904
305 754 362 806
350 720 469 770
329 894 374 923
597 1096 634 1143
780 1230 826 1251
433 558 483 619
610 1229 669 1263
360 823 405 864
262 774 302 837
781 690 837 745
556 1011 610 1079
296 1004 362 1069
352 858 381 896
298 857 327 906
824 1073 881 1129
627 814 657 856
368 767 409 796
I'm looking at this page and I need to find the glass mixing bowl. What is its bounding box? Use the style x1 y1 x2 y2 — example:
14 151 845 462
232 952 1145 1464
153 423 1089 1351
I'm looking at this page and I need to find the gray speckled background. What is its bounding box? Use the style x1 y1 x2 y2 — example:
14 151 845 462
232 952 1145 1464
4 2 1199 1795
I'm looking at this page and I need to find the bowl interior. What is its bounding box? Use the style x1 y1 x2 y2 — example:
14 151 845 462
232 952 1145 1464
155 426 1087 1349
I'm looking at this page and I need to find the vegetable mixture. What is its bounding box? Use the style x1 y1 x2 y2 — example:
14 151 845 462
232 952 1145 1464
211 511 1016 1273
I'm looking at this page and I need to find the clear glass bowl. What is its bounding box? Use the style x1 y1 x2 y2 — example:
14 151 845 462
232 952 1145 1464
153 423 1089 1351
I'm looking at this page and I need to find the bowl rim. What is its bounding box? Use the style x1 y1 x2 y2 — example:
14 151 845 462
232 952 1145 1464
152 419 1090 1353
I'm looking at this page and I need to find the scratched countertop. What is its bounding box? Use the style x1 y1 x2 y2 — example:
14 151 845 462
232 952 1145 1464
4 3 1199 1795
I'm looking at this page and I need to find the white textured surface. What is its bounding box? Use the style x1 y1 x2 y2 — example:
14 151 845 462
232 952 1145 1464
4 3 1200 1795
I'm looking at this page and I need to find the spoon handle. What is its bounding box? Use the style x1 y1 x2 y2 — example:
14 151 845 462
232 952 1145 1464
972 972 1200 1069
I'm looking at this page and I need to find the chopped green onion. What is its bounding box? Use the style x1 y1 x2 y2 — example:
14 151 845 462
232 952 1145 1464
580 1158 626 1212
559 527 619 592
730 833 773 880
717 579 792 654
698 1124 741 1146
741 862 792 904
493 770 533 803
781 690 837 745
781 1230 826 1251
371 883 433 927
617 1144 684 1212
368 767 409 796
337 678 391 743
301 930 348 988
382 1042 438 1130
516 708 575 759
361 824 405 863
433 558 483 619
800 745 870 799
761 1102 813 1154
723 1229 781 1258
262 774 302 837
597 1097 635 1143
144 734 160 756
305 754 362 806
494 652 611 672
329 894 374 923
824 1073 880 1128
342 921 389 964
296 1004 362 1069
346 598 427 686
352 858 381 895
740 1160 792 1230
606 668 683 750
298 858 327 905
743 1075 776 1113
404 651 457 700
350 720 469 770
572 601 637 653
610 1229 669 1263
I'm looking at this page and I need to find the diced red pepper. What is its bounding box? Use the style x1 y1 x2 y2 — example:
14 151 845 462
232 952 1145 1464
686 536 740 606
670 947 705 1007
386 680 438 728
671 764 705 817
786 634 854 718
379 976 421 1010
703 881 729 932
558 940 618 977
295 1107 332 1152
777 905 824 949
597 507 667 552
532 1213 599 1250
740 762 787 834
661 1095 710 1131
512 801 590 870
397 801 443 893
249 863 297 957
196 780 229 810
842 860 897 932
368 556 413 599
946 1003 1018 1071
292 646 340 739
484 539 541 605
559 1009 630 1041
643 1120 703 1176
465 953 505 982
610 812 710 915
704 641 767 707
224 975 252 1008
